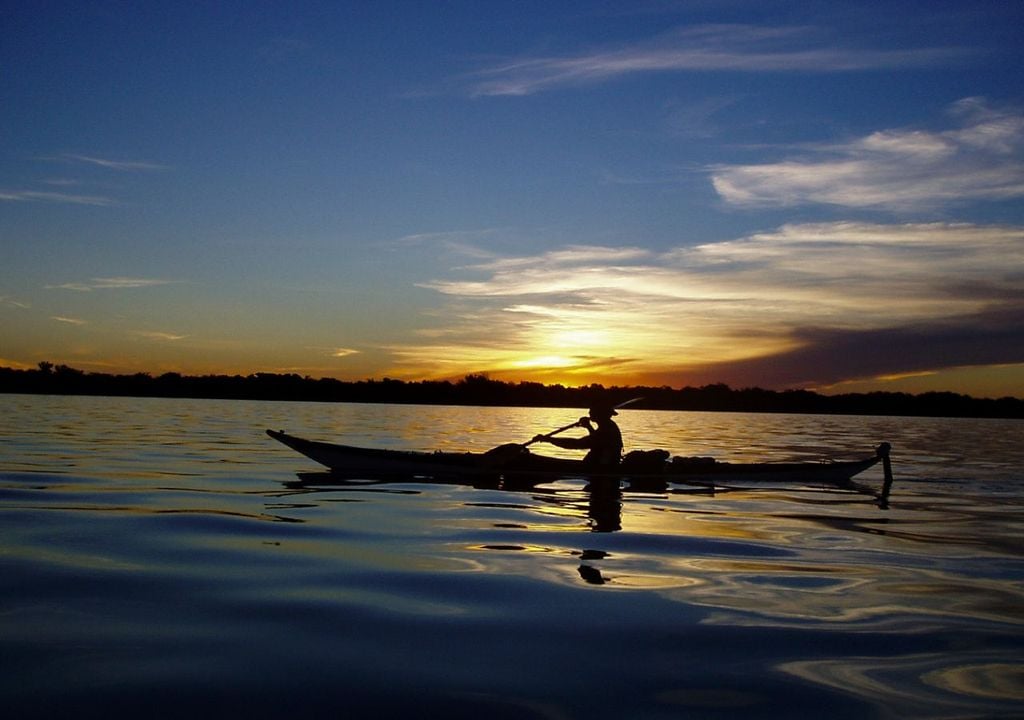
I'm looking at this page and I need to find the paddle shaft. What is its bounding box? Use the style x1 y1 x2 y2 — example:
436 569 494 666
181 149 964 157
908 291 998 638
520 397 643 448
521 420 582 448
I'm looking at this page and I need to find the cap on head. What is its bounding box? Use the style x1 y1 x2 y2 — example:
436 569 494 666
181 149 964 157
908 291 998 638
588 405 617 418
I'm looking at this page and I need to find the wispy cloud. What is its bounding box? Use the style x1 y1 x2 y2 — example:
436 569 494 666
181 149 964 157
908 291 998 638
663 94 743 139
0 295 31 309
392 222 1024 386
303 346 363 359
0 190 116 206
712 98 1024 210
3 154 168 207
466 25 967 96
51 315 87 325
64 154 168 171
137 331 187 341
388 229 504 260
48 277 179 291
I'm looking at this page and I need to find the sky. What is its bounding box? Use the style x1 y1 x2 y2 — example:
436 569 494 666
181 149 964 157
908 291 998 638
2 0 1023 398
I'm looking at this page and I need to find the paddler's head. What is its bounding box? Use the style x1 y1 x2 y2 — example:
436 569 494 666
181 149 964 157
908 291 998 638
588 404 617 421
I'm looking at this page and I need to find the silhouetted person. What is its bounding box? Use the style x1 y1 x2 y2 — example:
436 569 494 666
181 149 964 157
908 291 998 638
532 404 623 467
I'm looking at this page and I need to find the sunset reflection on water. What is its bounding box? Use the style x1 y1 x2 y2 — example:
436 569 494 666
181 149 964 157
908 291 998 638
2 395 1022 719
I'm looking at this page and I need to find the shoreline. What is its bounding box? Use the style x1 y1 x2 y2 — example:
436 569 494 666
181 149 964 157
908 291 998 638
3 364 1022 419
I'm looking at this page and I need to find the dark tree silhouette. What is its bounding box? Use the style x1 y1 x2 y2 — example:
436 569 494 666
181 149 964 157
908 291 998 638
0 362 1020 418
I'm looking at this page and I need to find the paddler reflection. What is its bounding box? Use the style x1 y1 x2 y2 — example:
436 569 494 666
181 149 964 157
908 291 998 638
286 470 625 587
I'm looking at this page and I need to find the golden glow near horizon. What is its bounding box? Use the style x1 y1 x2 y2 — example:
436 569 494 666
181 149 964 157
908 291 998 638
4 220 1023 397
373 221 1024 394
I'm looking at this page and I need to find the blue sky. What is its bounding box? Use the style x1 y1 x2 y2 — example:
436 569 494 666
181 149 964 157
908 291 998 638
2 1 1023 397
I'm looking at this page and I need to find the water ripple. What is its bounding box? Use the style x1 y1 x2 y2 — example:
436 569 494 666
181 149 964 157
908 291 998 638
1 395 1022 718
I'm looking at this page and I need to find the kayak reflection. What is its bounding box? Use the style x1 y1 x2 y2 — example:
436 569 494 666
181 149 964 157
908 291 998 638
279 471 888 590
281 464 890 537
284 471 652 533
283 472 637 588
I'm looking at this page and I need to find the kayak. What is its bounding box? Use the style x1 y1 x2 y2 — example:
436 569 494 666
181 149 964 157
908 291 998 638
266 429 893 491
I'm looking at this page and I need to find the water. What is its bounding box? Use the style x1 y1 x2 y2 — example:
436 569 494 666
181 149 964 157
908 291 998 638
1 394 1022 719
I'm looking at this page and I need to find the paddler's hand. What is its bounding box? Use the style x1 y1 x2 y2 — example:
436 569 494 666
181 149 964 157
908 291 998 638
578 416 592 428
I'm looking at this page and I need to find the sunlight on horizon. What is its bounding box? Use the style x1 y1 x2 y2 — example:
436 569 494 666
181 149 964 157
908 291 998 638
371 220 1024 396
6 210 1023 397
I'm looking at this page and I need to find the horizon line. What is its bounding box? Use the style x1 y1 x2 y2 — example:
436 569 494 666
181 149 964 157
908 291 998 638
4 361 1022 404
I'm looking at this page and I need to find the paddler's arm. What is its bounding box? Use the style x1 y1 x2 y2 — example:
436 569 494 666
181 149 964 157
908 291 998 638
544 435 593 449
533 418 594 449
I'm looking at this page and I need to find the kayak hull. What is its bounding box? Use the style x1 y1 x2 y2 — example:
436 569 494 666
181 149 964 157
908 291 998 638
266 429 889 487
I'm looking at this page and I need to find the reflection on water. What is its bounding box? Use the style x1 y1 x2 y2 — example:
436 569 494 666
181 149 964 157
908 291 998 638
1 394 1023 718
782 655 1024 719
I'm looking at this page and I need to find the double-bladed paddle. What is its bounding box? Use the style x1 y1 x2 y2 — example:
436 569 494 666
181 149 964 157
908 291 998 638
482 396 645 464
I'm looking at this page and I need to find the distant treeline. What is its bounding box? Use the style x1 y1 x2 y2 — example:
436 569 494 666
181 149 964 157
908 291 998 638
2 362 1022 419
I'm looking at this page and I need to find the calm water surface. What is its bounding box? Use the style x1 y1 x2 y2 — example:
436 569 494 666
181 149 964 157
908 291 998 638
1 394 1022 719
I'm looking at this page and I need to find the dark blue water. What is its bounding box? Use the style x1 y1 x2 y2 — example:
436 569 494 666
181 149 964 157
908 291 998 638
1 395 1022 718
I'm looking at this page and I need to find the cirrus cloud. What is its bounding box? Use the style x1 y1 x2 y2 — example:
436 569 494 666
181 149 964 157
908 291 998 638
0 190 116 206
1 296 31 309
51 315 88 325
48 277 179 291
137 331 187 342
711 98 1024 211
466 24 968 97
393 221 1024 388
62 154 169 172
